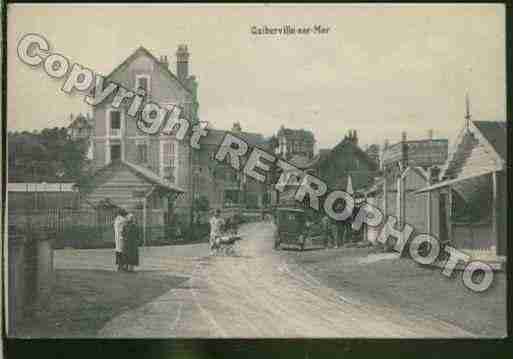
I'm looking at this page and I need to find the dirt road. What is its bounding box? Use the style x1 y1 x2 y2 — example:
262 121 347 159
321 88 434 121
98 222 474 338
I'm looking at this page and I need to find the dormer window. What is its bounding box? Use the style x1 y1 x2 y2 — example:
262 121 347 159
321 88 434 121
135 74 151 95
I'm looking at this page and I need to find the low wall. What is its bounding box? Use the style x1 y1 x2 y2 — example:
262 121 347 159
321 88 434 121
7 229 54 335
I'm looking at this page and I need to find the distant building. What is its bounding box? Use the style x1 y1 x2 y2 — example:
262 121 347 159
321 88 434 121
381 130 448 172
365 144 380 167
68 113 93 140
278 130 378 206
275 126 315 160
195 122 271 210
68 113 94 159
364 130 449 249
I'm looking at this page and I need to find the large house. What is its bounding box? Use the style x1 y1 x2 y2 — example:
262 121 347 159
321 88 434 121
79 44 199 232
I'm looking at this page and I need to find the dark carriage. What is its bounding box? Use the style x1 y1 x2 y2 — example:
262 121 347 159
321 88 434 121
273 207 326 251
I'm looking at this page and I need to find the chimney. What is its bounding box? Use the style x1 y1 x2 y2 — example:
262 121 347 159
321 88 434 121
427 129 433 140
159 55 169 68
232 122 242 132
176 44 189 83
401 131 408 169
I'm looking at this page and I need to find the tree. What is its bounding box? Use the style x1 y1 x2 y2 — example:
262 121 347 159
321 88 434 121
8 127 90 182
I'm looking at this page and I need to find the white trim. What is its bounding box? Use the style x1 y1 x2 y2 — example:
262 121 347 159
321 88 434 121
159 139 179 183
135 139 149 164
135 74 151 96
106 138 111 164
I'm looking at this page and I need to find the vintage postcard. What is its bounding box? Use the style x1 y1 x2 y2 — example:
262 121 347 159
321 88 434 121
4 3 507 339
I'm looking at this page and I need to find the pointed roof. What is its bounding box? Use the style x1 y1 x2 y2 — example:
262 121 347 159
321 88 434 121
318 137 378 171
76 160 185 195
104 46 192 95
199 128 267 148
473 121 507 160
441 119 506 180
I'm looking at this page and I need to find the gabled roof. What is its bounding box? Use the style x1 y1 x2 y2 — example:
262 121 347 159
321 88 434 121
76 160 185 194
123 161 185 193
400 166 429 181
318 138 378 171
104 46 191 95
199 128 268 149
318 149 331 157
441 120 506 180
473 121 507 160
288 153 323 169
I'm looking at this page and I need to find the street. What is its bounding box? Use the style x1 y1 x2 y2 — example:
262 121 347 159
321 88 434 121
52 222 477 338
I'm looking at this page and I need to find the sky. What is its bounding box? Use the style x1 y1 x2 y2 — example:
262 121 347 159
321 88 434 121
7 4 506 150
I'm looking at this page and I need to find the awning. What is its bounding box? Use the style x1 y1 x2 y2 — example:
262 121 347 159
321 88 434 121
414 170 494 194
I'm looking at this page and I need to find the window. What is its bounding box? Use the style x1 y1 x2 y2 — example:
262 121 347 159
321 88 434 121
108 110 122 137
135 74 150 95
110 144 121 161
224 190 240 207
136 143 148 163
160 140 178 183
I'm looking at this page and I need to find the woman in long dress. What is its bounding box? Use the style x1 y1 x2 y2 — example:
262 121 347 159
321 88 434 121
121 213 140 272
113 209 128 271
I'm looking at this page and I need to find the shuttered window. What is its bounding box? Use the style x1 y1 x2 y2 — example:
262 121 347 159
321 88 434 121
160 140 178 183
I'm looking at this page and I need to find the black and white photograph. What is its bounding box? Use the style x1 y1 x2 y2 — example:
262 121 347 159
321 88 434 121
4 3 508 339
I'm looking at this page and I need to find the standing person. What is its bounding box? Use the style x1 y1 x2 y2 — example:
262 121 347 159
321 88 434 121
113 209 128 271
335 220 346 248
122 213 140 272
321 215 332 248
209 209 224 255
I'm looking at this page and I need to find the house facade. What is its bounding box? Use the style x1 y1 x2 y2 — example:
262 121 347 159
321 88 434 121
83 45 199 228
275 126 316 160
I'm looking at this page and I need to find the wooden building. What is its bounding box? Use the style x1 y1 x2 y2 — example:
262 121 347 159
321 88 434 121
365 130 449 246
77 160 184 243
416 120 507 260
